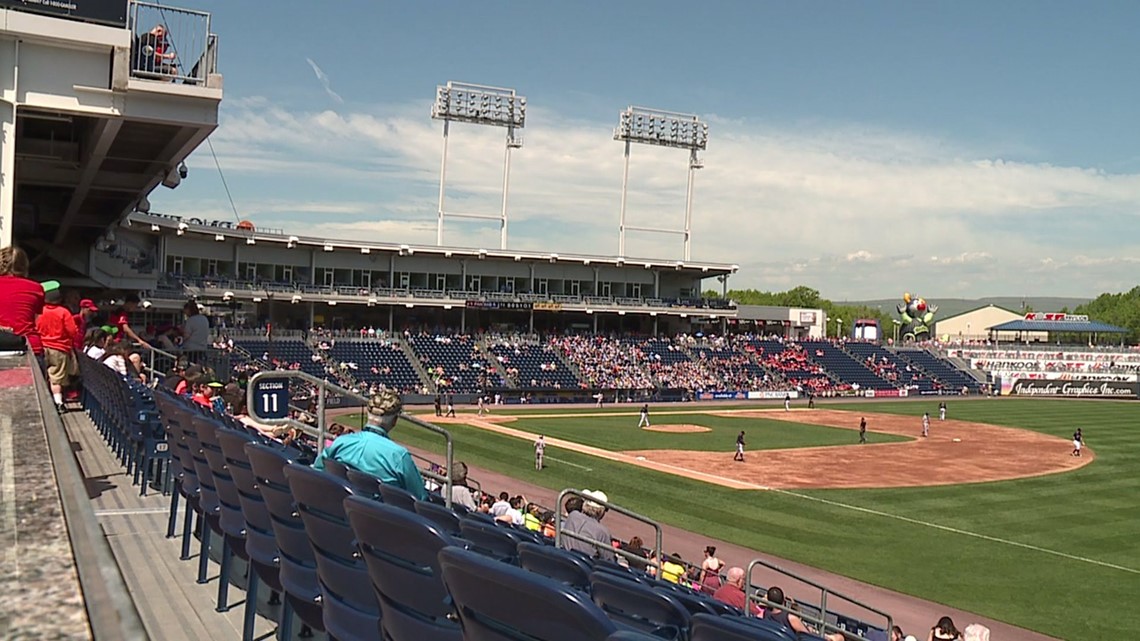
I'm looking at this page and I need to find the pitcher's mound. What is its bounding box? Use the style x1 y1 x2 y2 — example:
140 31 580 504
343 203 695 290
643 424 711 433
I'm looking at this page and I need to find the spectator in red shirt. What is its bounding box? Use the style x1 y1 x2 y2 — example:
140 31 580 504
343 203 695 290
712 567 763 616
36 281 79 410
0 246 44 355
73 299 99 351
108 294 151 349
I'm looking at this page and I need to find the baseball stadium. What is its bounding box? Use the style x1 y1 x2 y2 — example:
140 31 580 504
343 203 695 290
1 4 1137 641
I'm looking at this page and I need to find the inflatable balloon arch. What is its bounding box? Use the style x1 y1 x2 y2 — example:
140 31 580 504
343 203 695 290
896 292 938 342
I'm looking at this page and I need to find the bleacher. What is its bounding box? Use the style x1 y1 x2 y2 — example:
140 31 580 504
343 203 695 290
75 357 892 641
488 341 581 389
326 339 424 393
800 341 895 391
409 335 496 394
232 338 327 379
844 342 937 393
899 349 981 392
638 338 692 364
751 340 827 390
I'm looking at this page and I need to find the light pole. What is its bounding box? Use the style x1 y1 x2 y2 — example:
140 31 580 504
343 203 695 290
613 106 708 261
892 319 901 343
432 82 526 249
834 318 843 339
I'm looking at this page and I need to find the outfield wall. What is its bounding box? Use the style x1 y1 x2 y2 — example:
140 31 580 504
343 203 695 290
998 377 1139 398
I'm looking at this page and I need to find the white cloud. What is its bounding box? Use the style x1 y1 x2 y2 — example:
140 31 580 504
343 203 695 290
159 97 1140 300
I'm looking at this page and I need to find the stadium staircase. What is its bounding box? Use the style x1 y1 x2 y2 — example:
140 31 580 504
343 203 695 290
478 337 517 386
408 335 498 394
397 339 434 390
324 338 426 393
800 341 896 391
843 342 936 393
896 348 982 392
486 339 582 390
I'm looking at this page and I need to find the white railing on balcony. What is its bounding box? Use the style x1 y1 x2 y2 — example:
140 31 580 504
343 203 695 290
128 1 217 86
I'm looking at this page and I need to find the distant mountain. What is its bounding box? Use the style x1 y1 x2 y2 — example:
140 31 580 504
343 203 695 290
844 297 1091 319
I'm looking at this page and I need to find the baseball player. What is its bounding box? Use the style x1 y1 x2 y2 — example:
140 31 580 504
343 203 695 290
445 394 455 418
859 417 867 444
921 412 930 438
938 401 947 421
638 403 650 428
784 393 791 412
477 395 487 417
1072 429 1083 457
734 431 746 462
534 435 546 470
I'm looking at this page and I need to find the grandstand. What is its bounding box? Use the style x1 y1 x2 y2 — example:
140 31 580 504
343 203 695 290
3 4 1105 639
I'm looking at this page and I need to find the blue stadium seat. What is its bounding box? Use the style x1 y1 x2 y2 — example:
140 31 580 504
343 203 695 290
459 516 527 564
414 500 464 536
517 541 593 591
378 482 419 512
800 341 895 390
438 545 619 641
327 339 424 392
898 349 980 392
283 464 380 641
343 496 463 641
245 443 325 638
410 335 494 394
217 428 286 641
345 467 384 500
690 613 796 641
488 340 580 389
844 342 936 392
588 571 691 640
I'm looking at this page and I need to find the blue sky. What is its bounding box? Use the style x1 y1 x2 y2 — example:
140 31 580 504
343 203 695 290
151 0 1140 300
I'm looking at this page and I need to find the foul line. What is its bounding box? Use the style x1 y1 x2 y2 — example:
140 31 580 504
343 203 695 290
772 487 1140 576
543 456 592 471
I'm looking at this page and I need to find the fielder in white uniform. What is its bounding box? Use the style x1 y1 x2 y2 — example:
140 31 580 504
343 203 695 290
922 412 930 438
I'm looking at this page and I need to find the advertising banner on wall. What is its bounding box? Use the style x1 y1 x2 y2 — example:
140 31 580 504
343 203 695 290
1003 378 1139 398
746 390 800 400
863 389 908 398
0 0 128 27
992 371 1137 383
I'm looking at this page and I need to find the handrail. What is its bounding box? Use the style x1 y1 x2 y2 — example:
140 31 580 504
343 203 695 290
745 557 892 640
554 488 662 571
245 369 455 507
29 352 150 639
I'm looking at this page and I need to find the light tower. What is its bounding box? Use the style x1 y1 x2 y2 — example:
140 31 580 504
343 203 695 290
613 106 708 261
431 81 526 249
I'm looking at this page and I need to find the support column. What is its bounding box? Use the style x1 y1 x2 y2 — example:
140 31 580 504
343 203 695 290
308 301 315 329
0 39 17 248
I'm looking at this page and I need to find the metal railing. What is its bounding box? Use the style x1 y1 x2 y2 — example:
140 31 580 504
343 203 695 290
128 1 216 85
245 369 456 507
554 488 662 571
745 558 892 641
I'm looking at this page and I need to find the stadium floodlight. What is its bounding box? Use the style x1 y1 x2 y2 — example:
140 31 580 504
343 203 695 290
614 106 707 261
432 81 526 250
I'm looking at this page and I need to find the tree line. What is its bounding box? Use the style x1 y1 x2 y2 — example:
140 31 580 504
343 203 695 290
704 285 895 338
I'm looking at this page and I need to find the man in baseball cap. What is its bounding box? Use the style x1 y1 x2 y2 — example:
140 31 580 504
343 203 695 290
72 299 99 351
313 389 427 500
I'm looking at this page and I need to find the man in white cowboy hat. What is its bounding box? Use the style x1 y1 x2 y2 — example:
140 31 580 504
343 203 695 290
313 389 427 500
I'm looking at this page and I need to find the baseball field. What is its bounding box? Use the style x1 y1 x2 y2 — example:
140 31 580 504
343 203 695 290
348 398 1138 640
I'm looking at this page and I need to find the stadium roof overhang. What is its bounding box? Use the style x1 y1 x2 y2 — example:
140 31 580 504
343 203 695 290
129 212 740 277
987 320 1128 334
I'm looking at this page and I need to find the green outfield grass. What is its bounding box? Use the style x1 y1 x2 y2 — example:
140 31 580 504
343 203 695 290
373 399 1139 640
455 412 905 451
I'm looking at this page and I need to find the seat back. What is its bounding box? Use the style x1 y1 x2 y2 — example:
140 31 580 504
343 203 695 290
589 571 691 640
322 457 351 480
245 443 324 631
458 517 524 564
343 496 462 641
690 613 797 641
186 415 220 515
345 468 383 499
438 546 617 641
217 429 280 584
198 417 245 542
517 542 592 591
378 483 418 511
414 500 462 536
283 464 379 640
